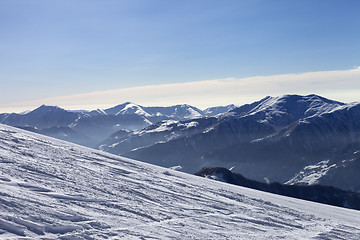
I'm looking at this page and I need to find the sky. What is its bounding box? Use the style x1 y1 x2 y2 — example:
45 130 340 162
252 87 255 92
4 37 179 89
0 0 359 112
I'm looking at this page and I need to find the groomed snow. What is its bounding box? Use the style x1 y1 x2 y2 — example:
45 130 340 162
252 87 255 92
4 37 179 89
0 124 359 239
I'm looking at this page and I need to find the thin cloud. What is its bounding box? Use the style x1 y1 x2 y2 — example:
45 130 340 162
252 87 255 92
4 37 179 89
1 68 360 113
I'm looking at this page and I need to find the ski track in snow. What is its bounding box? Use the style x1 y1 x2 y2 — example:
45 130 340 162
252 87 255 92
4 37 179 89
0 124 359 239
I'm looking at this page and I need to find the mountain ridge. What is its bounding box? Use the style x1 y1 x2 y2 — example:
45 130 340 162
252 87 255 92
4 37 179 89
103 94 360 192
0 102 219 147
1 94 359 192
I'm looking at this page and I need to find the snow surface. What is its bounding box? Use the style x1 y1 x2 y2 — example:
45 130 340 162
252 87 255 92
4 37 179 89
0 124 359 239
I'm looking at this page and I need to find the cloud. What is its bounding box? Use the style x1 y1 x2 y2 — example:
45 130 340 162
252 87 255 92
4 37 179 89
1 68 360 113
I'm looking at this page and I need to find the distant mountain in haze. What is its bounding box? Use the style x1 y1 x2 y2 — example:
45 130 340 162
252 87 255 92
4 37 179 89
0 102 231 147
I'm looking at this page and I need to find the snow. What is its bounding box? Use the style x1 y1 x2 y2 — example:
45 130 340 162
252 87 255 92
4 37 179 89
286 160 337 185
203 104 237 116
138 120 179 134
327 102 359 114
204 172 226 182
19 110 31 115
184 107 202 119
168 165 182 171
177 121 199 129
0 124 359 239
94 109 107 115
144 118 153 125
203 127 215 133
139 120 198 135
116 103 152 117
249 94 343 121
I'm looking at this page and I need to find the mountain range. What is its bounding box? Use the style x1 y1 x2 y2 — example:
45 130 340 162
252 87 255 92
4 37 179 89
0 103 219 147
100 94 360 192
0 123 359 239
1 94 360 193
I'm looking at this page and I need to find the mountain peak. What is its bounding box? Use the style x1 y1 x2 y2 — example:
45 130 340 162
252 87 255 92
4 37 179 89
104 102 138 115
117 103 151 117
30 105 67 114
233 94 344 124
265 94 343 105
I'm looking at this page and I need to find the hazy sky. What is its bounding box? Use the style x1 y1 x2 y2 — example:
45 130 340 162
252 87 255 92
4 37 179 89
1 0 359 112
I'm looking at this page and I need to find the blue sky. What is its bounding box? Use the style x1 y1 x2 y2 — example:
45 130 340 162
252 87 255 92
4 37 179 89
1 0 359 112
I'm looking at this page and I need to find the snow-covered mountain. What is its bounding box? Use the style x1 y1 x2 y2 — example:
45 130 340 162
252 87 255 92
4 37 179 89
98 117 218 154
203 104 237 116
0 102 209 148
92 102 205 120
102 95 360 192
0 105 80 129
0 123 359 239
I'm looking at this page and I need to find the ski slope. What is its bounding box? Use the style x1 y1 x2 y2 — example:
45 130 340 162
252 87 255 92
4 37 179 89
0 124 359 239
